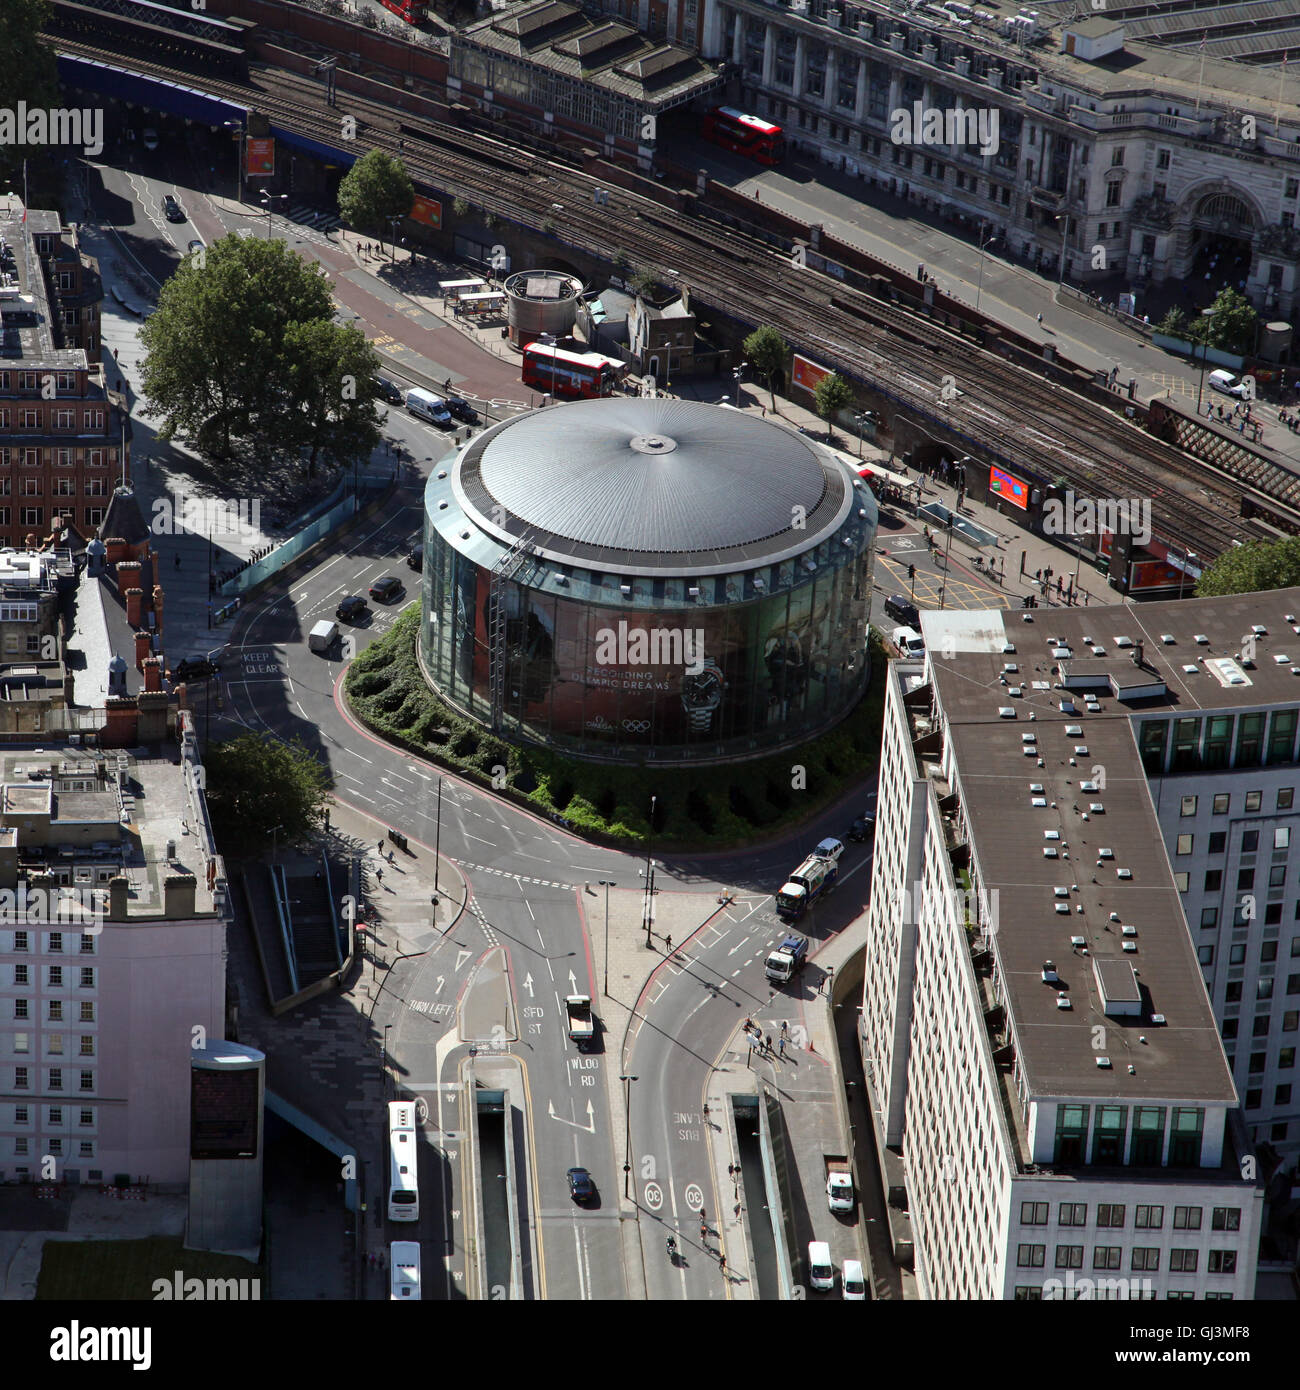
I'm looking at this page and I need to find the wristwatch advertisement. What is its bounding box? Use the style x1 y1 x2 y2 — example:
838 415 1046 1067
681 660 725 732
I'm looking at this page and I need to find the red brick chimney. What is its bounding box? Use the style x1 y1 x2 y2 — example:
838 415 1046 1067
104 537 130 564
134 630 151 670
125 588 143 627
142 656 161 693
151 584 164 637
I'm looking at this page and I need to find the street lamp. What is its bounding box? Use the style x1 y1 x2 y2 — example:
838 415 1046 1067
538 331 558 401
1178 550 1197 602
620 1073 638 1198
643 795 656 949
600 880 615 997
937 513 956 610
733 360 748 408
270 822 284 864
974 220 994 313
259 192 287 239
388 216 401 263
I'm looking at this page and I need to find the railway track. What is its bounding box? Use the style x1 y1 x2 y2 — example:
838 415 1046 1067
57 38 1294 563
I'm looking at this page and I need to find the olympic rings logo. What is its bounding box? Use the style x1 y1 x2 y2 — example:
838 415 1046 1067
622 719 650 733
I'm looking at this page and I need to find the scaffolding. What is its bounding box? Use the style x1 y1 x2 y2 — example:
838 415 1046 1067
487 533 536 734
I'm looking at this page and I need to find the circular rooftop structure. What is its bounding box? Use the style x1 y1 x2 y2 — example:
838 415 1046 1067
421 398 878 765
504 269 584 346
456 398 846 574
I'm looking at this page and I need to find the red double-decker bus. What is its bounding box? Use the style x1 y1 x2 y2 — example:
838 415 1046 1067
379 0 427 23
701 106 785 165
522 343 625 399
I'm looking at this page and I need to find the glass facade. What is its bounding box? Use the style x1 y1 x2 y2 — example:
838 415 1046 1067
419 478 875 764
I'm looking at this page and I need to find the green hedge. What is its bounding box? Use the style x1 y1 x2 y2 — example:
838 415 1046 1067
345 607 887 849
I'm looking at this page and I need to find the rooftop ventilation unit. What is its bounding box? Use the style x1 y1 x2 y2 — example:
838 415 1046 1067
1095 1056 1112 1068
1122 941 1137 953
1056 994 1071 1009
1041 960 1058 982
1161 634 1175 644
1115 636 1133 648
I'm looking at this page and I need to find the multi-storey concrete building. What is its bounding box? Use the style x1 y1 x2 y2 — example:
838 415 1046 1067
859 589 1300 1297
0 202 128 550
699 0 1300 315
0 732 227 1189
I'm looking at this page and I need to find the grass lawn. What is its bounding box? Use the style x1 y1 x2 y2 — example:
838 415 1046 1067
345 607 887 849
38 1236 262 1300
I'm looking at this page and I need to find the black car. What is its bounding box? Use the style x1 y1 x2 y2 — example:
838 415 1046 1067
446 396 479 424
848 813 876 844
369 575 403 602
566 1167 595 1203
883 594 920 627
406 544 424 572
162 195 186 223
375 376 404 405
336 595 369 622
171 656 219 683
186 240 204 258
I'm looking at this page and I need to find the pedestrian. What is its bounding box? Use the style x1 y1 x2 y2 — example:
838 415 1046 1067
700 1222 708 1242
744 1016 753 1034
778 1037 786 1058
665 934 673 952
376 866 384 884
765 1032 773 1052
781 1020 788 1035
719 1254 726 1273
378 839 384 853
1036 312 1043 325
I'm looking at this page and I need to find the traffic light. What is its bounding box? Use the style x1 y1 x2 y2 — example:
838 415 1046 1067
908 563 916 581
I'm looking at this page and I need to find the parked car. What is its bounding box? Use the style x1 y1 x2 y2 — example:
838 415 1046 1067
374 376 404 405
369 575 403 602
162 194 185 223
336 595 369 622
445 395 479 424
186 239 204 258
171 656 219 683
883 594 920 627
406 544 424 572
1207 369 1248 399
141 127 159 151
842 1258 867 1300
566 1167 595 1203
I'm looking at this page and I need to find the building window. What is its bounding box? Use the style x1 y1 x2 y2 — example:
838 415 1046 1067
1092 1246 1121 1270
1156 148 1171 169
1200 908 1218 930
1021 1201 1048 1224
14 999 28 1019
78 1036 94 1057
1135 1205 1164 1229
1096 1204 1126 1228
1017 1244 1045 1267
1180 795 1197 817
79 968 94 988
1204 869 1222 891
1282 1046 1296 1068
79 1002 94 1022
1054 1245 1083 1269
1211 1207 1241 1232
14 1032 28 1054
1255 1014 1272 1036
14 931 28 952
48 1001 62 1022
79 1109 93 1126
1058 1203 1087 1226
1242 830 1259 852
49 1069 62 1090
1263 942 1279 964
1245 790 1263 812
1131 1248 1160 1271
1280 789 1295 811
48 966 61 987
1213 793 1230 814
1176 833 1193 855
79 1071 94 1092
1208 831 1226 854
1207 1250 1238 1274
1199 944 1214 966
1170 1249 1198 1272
14 1067 27 1088
1131 1107 1166 1165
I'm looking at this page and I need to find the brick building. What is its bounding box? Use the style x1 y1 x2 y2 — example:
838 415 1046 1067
0 201 128 552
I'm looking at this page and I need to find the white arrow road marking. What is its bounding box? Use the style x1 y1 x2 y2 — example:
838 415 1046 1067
522 973 535 997
547 1098 595 1132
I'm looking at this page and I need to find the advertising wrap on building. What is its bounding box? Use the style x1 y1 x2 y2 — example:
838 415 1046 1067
791 354 833 395
244 137 275 177
988 464 1029 510
410 195 442 229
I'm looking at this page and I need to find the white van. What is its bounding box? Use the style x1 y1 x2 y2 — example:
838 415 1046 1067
842 1257 866 1300
308 619 338 654
892 626 926 658
405 387 453 427
1207 369 1246 398
808 1239 834 1292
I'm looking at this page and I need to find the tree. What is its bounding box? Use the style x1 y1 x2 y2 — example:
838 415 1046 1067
813 371 853 429
1195 537 1300 598
1156 307 1189 340
452 197 469 219
140 234 372 471
629 268 659 299
203 732 331 853
743 326 789 409
1201 286 1259 356
336 149 415 243
0 0 59 187
281 318 382 475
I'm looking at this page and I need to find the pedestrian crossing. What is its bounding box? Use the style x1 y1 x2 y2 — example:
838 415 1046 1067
451 858 576 893
286 204 342 233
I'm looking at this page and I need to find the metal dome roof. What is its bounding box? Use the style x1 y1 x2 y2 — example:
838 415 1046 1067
460 399 835 563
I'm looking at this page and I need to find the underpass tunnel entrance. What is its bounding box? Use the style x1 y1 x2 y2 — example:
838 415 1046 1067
730 1094 786 1300
472 1072 536 1300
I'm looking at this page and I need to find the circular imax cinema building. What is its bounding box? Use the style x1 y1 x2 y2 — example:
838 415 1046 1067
418 398 876 763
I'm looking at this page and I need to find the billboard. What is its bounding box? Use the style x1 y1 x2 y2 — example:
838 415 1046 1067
190 1067 259 1160
410 195 442 229
244 137 274 177
791 354 833 395
988 464 1029 510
